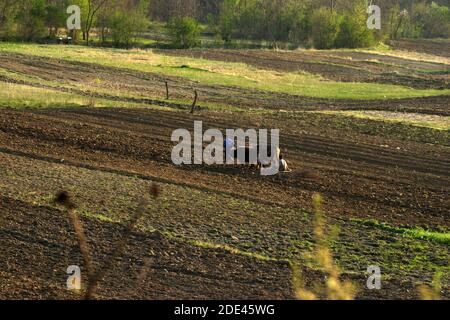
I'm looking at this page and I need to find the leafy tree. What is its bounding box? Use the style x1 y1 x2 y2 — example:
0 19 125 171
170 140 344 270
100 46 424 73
96 5 112 44
0 0 20 39
311 7 341 49
73 0 109 45
217 0 236 42
217 0 313 47
109 0 149 47
16 0 47 41
167 16 201 48
335 3 375 48
1 0 449 46
45 2 67 37
286 0 313 46
418 2 450 38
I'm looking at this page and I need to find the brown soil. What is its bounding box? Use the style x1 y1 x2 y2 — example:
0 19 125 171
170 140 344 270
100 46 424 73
387 39 450 58
0 196 294 300
0 107 448 230
1 196 428 300
0 49 449 300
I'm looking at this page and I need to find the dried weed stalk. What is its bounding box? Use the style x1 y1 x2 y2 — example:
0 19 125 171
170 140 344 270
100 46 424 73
293 193 357 300
55 183 160 300
418 273 443 300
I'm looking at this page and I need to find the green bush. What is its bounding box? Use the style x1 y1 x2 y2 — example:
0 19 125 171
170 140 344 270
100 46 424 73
419 2 450 38
336 7 375 48
110 9 149 48
167 17 201 48
311 8 340 49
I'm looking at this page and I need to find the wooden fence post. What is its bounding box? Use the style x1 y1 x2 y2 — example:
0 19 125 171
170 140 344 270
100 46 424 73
190 89 198 114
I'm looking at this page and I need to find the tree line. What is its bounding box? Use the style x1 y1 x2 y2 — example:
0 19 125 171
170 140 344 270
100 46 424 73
214 0 450 48
0 0 150 47
0 0 449 49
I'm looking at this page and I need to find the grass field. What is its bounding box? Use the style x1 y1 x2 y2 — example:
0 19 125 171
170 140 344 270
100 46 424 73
0 40 449 300
1 43 449 100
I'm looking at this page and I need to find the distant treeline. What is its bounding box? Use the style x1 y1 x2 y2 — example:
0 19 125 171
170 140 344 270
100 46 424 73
0 0 449 49
0 0 150 47
212 0 450 48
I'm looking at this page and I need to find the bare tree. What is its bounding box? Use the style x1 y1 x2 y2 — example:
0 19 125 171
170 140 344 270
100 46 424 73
84 0 110 45
330 0 336 12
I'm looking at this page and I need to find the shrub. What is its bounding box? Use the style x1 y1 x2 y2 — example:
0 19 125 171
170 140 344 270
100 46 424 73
419 2 450 38
167 17 201 48
110 9 149 48
311 8 340 49
336 12 375 48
